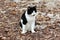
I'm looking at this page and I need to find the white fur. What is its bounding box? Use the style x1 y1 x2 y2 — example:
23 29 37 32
13 0 21 3
21 11 37 34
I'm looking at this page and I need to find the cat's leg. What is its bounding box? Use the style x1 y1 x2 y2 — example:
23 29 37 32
21 24 27 34
31 21 35 33
26 23 31 31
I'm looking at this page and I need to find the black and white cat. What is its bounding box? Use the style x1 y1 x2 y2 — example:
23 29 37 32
20 5 37 34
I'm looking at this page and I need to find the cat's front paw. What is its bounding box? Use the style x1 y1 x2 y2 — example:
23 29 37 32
21 31 27 34
31 30 35 33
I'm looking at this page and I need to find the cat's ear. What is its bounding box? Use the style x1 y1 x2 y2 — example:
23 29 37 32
28 6 31 9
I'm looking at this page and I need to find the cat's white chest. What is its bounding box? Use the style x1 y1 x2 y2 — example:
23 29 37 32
25 12 35 22
27 16 35 22
25 15 35 31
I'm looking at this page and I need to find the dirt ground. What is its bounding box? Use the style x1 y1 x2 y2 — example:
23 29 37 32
0 0 60 40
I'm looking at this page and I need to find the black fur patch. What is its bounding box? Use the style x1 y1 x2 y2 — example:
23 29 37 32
20 11 27 28
19 22 22 28
27 6 37 15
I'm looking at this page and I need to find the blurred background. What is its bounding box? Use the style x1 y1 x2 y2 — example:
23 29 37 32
0 0 60 40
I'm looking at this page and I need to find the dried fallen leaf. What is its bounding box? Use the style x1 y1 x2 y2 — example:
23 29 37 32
10 2 17 7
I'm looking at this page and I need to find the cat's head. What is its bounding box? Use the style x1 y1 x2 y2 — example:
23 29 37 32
27 5 37 16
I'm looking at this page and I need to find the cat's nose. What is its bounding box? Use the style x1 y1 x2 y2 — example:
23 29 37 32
33 14 35 16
